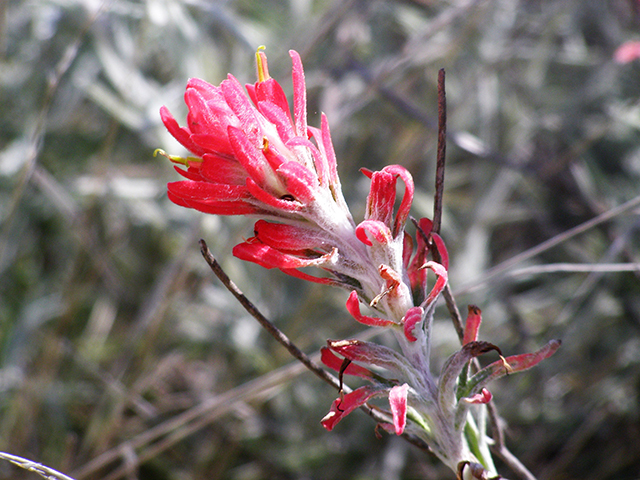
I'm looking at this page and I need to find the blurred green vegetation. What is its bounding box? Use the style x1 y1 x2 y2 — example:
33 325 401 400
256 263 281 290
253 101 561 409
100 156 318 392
1 1 640 479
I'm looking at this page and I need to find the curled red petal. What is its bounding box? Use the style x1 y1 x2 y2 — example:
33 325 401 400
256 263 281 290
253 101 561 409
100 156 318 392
402 307 424 343
190 132 235 158
167 180 259 215
420 261 448 308
198 153 247 185
431 232 449 270
184 87 217 135
346 291 396 327
233 241 335 270
320 347 373 379
389 384 409 435
381 165 414 236
289 50 307 138
255 78 291 122
253 220 327 251
356 220 392 246
321 386 380 431
462 305 482 346
186 77 223 98
463 388 492 405
160 106 206 157
366 170 396 227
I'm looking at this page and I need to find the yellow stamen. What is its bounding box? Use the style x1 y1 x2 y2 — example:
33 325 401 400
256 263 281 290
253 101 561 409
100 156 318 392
154 149 202 166
499 355 514 375
256 45 268 82
370 289 389 307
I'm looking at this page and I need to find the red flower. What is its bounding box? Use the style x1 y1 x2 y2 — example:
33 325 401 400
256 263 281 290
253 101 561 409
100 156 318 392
161 49 350 223
160 49 439 303
161 49 561 477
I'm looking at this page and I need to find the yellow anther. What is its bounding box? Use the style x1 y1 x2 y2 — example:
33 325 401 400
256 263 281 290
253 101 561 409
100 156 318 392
499 355 514 375
256 45 269 82
154 149 201 166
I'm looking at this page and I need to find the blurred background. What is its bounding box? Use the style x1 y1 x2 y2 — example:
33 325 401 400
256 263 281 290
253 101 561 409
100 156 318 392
1 0 640 479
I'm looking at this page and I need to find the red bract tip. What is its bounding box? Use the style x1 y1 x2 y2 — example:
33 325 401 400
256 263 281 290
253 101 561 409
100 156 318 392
289 50 307 138
381 165 414 236
321 386 380 431
346 291 396 327
402 307 424 342
356 220 392 246
389 384 409 435
463 388 492 405
320 347 373 379
462 305 482 346
359 167 374 179
420 261 448 309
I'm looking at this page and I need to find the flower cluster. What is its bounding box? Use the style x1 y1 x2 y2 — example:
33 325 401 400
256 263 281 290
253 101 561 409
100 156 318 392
160 48 560 478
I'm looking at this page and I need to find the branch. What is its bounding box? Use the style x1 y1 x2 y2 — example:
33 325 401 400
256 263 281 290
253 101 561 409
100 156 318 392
491 444 537 480
433 68 447 235
455 193 640 296
0 452 76 480
199 239 336 388
424 69 465 341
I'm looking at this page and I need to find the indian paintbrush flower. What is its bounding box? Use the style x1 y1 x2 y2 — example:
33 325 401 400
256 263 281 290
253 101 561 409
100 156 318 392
160 47 560 479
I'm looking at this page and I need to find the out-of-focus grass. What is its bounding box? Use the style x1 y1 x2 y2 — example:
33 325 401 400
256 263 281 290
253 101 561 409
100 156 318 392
1 1 639 479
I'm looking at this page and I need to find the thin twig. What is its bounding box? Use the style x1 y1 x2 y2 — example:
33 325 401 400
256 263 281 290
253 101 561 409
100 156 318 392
0 452 76 480
508 262 640 276
441 285 465 342
75 361 310 480
491 445 537 480
486 401 504 455
433 68 447 235
423 67 465 341
455 193 640 296
199 239 339 389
